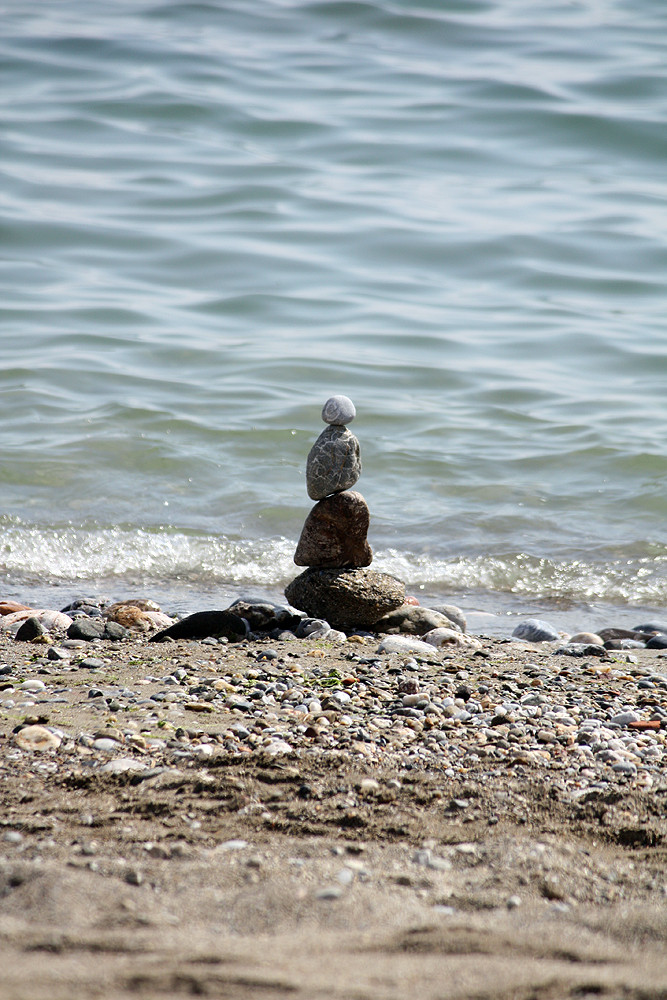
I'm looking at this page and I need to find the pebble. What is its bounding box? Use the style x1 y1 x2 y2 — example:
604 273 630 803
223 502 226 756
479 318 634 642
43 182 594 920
14 725 61 751
15 617 48 642
47 646 70 661
512 619 560 642
321 394 356 425
20 679 46 692
98 758 149 774
569 632 604 645
421 627 475 648
4 592 667 794
377 636 435 656
92 738 119 752
316 885 344 900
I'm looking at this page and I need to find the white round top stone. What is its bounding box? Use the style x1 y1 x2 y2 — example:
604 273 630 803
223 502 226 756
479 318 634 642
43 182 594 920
321 394 356 425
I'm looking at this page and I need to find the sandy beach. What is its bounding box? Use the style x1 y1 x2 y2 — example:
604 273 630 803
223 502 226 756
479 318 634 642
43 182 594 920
1 618 667 999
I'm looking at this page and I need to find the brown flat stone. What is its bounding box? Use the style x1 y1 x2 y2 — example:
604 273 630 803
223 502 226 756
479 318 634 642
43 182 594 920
294 490 372 568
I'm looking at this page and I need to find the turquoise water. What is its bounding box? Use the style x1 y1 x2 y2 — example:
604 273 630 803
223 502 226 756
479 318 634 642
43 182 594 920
2 1 667 633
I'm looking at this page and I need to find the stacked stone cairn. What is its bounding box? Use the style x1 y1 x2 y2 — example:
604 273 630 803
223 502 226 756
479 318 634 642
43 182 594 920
285 396 406 631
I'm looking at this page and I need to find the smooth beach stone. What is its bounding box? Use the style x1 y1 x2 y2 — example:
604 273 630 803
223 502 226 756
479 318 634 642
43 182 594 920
646 635 667 649
512 619 560 642
569 632 604 645
98 758 149 774
0 601 32 616
92 738 118 752
149 609 248 643
14 616 47 642
227 599 301 633
103 621 130 640
598 627 644 641
306 425 361 501
13 725 61 752
421 627 475 648
294 490 372 568
1 609 73 632
68 618 105 641
605 639 645 650
321 394 356 426
429 604 467 633
610 711 640 726
20 679 46 692
47 645 70 661
296 617 331 638
373 605 462 636
633 622 667 634
285 568 405 629
376 635 436 656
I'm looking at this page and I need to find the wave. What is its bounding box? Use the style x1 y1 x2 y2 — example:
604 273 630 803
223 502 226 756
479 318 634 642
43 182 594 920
2 520 667 612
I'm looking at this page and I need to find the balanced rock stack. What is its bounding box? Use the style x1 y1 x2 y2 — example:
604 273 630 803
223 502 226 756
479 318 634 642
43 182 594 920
285 396 405 630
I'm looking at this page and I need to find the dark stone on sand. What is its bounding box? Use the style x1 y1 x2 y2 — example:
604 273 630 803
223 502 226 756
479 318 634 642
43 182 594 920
66 617 128 641
60 599 104 616
646 635 667 649
285 568 405 630
373 606 462 636
149 609 248 643
227 600 301 633
556 643 607 657
294 490 372 568
604 639 646 650
512 619 560 642
14 617 47 642
598 628 644 642
634 622 667 634
68 618 106 641
103 621 129 641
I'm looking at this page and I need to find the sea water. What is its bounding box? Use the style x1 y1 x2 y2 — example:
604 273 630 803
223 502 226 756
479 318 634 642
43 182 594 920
2 0 667 635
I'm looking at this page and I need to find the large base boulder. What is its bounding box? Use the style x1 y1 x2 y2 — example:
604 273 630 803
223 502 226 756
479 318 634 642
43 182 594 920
285 568 405 630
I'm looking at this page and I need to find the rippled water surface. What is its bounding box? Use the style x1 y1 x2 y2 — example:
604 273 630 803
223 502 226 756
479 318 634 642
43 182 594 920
2 0 667 632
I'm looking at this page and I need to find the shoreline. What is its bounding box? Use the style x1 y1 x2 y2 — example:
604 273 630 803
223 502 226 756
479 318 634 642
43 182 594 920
3 576 667 640
2 609 667 996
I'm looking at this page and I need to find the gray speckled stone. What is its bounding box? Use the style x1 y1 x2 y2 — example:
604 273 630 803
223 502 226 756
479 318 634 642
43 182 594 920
321 394 356 425
306 425 361 500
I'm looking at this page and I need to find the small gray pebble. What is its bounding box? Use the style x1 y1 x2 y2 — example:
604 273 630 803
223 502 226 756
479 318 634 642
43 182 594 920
512 619 560 642
47 646 70 661
321 394 356 425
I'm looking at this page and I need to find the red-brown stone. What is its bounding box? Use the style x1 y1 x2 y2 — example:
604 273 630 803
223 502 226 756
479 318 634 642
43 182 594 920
294 490 372 568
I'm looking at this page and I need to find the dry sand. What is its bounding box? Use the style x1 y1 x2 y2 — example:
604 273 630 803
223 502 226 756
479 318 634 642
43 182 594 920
1 626 667 999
